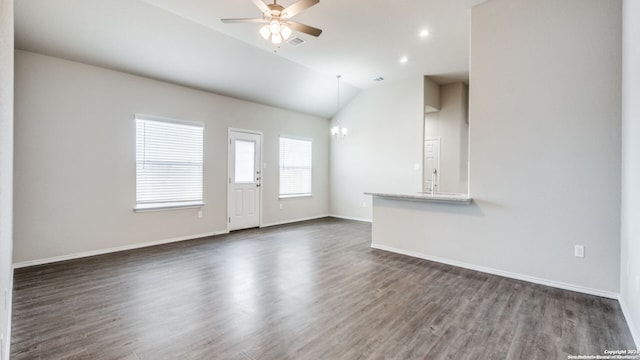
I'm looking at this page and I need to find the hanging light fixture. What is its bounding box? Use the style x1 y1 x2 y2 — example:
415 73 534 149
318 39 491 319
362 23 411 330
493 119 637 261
331 75 348 139
259 19 292 44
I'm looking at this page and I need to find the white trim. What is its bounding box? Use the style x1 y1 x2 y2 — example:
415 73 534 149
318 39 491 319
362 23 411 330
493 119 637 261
279 194 312 199
3 268 13 360
371 243 619 299
619 296 640 347
329 214 372 223
260 214 330 228
13 231 228 269
134 202 204 212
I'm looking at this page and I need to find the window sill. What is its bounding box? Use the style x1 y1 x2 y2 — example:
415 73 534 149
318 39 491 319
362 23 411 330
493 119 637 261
134 202 204 212
279 194 312 199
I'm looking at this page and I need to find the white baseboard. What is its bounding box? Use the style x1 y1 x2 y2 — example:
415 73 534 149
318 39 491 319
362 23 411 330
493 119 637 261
329 214 372 223
13 231 228 269
13 215 340 268
260 214 330 228
371 243 619 299
619 296 640 347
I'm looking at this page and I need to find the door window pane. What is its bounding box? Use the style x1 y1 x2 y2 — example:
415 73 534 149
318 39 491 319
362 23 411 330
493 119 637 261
235 140 255 183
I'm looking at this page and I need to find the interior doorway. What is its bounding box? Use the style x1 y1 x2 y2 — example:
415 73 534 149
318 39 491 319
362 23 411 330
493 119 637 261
424 137 440 193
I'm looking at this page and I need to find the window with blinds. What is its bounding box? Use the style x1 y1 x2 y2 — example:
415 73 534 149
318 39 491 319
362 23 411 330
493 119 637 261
279 136 312 198
135 116 204 210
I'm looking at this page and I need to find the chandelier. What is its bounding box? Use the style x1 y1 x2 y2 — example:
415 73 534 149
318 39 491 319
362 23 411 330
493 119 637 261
331 75 348 139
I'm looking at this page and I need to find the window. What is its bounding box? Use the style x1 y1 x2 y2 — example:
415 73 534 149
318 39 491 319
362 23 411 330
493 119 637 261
279 136 312 197
135 115 204 210
234 140 256 183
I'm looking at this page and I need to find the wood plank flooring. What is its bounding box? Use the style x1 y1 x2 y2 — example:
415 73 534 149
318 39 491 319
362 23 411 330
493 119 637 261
11 218 636 359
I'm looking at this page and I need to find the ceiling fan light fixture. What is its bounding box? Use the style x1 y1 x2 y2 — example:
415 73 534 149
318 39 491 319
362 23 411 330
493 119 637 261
259 25 271 40
281 25 292 40
269 19 281 34
221 0 323 45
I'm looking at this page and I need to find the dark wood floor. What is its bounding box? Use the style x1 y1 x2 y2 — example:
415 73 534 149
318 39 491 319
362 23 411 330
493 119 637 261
11 218 636 359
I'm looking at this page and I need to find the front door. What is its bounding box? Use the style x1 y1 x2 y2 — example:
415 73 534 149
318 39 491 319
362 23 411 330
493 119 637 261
228 130 261 230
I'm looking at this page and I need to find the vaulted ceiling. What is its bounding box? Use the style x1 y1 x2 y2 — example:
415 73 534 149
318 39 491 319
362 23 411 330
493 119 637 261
14 0 480 118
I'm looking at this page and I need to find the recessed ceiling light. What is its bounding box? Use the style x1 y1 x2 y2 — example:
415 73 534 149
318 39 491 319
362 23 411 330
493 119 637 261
400 56 409 64
419 29 430 38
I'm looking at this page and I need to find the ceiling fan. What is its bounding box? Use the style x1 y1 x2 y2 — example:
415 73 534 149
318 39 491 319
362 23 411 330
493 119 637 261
221 0 323 44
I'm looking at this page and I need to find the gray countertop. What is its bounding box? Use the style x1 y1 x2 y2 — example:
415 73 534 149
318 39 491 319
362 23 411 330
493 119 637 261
365 192 472 205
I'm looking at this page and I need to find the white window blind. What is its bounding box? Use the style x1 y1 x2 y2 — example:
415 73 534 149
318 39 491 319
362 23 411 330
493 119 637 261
135 116 204 210
279 136 312 197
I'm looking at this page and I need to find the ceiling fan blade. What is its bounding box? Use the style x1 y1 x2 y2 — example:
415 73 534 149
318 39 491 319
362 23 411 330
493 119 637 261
221 18 267 24
287 21 322 37
282 0 319 18
251 0 271 15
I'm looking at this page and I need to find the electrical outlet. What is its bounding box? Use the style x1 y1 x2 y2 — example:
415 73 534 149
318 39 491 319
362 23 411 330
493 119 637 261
574 245 584 258
279 203 283 210
362 201 367 207
197 210 203 219
413 163 420 171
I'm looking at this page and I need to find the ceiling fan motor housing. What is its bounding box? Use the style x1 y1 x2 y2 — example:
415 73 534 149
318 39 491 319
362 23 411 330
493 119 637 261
267 3 285 17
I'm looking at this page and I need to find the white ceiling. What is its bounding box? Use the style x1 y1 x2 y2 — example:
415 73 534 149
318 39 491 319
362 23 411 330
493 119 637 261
14 0 479 118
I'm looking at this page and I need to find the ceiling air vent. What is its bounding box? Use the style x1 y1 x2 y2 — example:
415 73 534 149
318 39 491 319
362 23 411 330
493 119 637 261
288 37 306 46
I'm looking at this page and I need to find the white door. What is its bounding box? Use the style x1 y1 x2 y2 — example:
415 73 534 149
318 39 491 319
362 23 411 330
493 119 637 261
228 130 261 230
424 137 440 193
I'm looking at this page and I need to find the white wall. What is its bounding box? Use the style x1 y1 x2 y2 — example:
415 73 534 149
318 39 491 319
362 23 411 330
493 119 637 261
364 0 623 295
620 0 640 346
13 50 329 264
471 0 621 292
0 0 13 357
424 77 440 113
329 77 424 221
425 82 469 193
